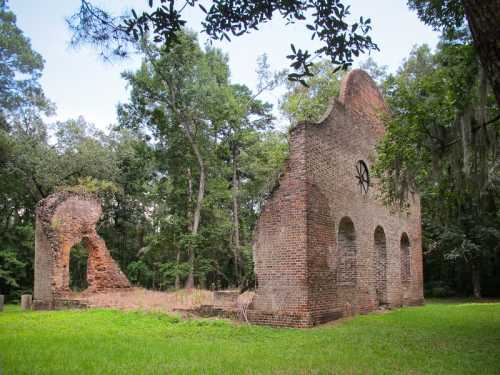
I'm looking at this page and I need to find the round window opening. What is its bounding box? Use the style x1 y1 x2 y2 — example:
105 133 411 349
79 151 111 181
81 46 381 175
355 160 370 194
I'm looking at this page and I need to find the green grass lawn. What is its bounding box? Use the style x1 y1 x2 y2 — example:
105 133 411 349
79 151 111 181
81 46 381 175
1 301 499 375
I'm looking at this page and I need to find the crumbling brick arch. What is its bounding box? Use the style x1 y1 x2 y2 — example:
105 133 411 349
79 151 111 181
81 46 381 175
336 217 358 286
34 192 130 309
62 234 120 293
374 226 388 305
58 230 92 294
400 232 411 283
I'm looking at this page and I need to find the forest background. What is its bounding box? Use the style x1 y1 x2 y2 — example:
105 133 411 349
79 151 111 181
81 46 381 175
1 0 499 301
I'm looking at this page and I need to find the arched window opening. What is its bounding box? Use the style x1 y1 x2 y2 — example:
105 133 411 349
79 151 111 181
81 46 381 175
69 241 89 292
374 226 388 305
400 233 411 283
337 217 357 286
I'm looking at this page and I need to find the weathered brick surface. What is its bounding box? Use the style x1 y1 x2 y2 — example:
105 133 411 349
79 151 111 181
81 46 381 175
250 70 424 327
33 192 130 309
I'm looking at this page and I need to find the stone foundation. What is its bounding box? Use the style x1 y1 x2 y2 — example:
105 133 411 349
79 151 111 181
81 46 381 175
213 290 240 309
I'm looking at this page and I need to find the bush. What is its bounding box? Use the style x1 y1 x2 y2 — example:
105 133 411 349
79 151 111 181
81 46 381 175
0 249 26 299
424 281 456 298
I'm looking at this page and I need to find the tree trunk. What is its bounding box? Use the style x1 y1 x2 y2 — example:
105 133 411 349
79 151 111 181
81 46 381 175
185 167 194 288
148 48 208 289
462 0 500 108
183 127 206 289
175 244 181 289
231 143 241 286
150 52 209 289
471 260 481 299
137 222 145 251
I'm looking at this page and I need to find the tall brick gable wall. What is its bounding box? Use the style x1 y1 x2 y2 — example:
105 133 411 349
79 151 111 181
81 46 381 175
33 192 130 309
250 70 424 327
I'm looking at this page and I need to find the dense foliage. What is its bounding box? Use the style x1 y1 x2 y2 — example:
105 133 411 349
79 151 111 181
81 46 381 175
374 32 500 297
117 32 287 289
0 4 287 300
2 1 500 302
407 0 500 109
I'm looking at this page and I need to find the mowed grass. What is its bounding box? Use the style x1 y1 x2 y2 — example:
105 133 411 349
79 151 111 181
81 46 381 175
0 301 499 375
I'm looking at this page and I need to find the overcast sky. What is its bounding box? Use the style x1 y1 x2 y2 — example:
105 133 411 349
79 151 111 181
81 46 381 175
11 1 440 129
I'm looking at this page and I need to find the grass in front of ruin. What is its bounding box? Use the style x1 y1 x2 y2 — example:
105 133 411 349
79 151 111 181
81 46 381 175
0 300 499 375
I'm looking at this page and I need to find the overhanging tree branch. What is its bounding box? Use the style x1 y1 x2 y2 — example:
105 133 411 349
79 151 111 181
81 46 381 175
68 0 378 84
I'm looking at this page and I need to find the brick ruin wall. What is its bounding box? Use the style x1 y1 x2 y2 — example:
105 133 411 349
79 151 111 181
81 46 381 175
250 70 424 327
33 192 130 309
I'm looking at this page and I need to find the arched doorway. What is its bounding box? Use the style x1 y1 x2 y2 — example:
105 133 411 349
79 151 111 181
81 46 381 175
69 241 89 292
374 226 388 305
400 233 411 284
337 217 357 286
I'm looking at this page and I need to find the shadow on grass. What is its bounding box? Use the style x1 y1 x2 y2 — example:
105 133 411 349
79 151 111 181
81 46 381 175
425 297 500 304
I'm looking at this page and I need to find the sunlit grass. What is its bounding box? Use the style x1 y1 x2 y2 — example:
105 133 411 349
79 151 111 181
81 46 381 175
0 301 499 374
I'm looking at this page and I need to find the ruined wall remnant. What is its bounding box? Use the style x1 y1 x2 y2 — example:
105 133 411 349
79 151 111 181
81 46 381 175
249 70 424 327
34 192 130 309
